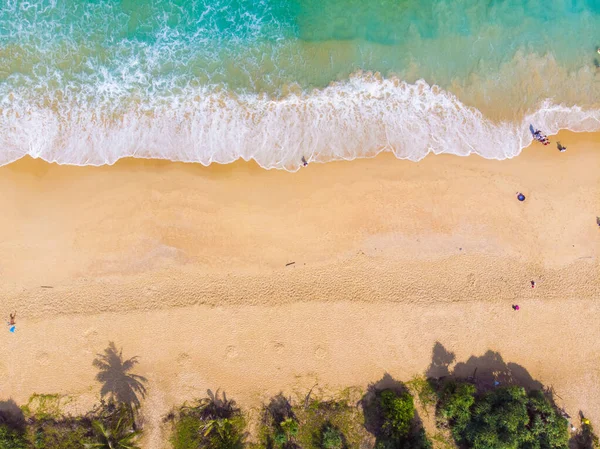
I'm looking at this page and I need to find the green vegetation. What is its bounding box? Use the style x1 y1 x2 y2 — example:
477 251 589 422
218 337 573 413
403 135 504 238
256 394 298 449
21 393 64 420
361 386 431 449
0 342 145 449
572 418 600 449
437 382 570 449
28 417 95 449
377 390 431 449
406 376 437 415
169 390 245 449
0 424 28 449
292 389 371 449
87 403 142 449
1 343 596 449
437 380 476 440
378 390 414 440
0 396 140 449
320 425 343 449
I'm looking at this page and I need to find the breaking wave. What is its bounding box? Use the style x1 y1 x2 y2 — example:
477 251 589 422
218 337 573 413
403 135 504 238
2 74 600 170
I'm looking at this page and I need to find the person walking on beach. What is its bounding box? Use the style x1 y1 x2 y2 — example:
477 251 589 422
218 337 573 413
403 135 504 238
301 156 308 167
7 312 16 333
531 280 536 288
512 305 520 311
557 142 567 152
517 192 526 202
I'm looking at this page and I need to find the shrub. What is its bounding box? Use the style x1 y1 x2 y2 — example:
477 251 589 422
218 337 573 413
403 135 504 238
0 424 28 449
369 389 431 449
437 381 476 439
438 383 569 449
321 425 343 449
379 390 414 440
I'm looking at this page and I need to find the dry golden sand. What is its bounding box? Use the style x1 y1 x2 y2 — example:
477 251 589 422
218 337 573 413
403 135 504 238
0 130 599 447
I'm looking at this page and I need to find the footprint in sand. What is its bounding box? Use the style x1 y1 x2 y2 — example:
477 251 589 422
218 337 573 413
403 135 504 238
225 346 238 359
36 351 50 366
82 328 98 345
177 352 191 365
314 346 327 360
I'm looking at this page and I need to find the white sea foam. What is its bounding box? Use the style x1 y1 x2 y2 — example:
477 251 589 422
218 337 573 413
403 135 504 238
1 74 599 170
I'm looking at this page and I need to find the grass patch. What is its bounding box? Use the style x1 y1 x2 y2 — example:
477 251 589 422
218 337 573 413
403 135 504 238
406 376 437 415
293 393 372 449
21 394 66 420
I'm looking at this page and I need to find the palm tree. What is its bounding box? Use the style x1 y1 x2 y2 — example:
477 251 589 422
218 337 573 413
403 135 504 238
85 408 141 449
93 342 147 410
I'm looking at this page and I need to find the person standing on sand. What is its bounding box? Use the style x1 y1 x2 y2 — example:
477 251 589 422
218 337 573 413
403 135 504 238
7 312 16 333
557 142 567 152
512 305 520 311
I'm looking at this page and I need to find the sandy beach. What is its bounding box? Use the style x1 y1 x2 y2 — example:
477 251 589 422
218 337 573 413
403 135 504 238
1 131 599 447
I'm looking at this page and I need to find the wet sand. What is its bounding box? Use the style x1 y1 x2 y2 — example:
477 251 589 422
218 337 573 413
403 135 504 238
0 131 599 447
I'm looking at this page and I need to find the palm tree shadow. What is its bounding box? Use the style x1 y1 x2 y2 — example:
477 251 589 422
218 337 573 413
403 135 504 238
93 342 147 410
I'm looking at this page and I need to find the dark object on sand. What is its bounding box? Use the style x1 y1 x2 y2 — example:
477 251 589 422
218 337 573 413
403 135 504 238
557 142 567 152
512 305 520 311
596 217 600 227
517 193 526 202
530 126 550 145
301 156 308 166
286 261 295 266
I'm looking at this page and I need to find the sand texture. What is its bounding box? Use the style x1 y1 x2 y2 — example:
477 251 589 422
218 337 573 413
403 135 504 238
0 131 599 447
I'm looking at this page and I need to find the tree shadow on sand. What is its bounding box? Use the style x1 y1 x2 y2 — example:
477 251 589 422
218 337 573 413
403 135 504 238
93 342 147 410
425 341 456 379
0 399 25 432
426 341 542 392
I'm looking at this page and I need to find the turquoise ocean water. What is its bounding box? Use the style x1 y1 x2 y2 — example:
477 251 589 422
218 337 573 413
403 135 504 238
2 0 600 169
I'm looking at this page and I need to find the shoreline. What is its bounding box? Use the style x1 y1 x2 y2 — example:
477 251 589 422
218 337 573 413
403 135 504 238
4 84 600 171
0 130 599 447
1 131 598 316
